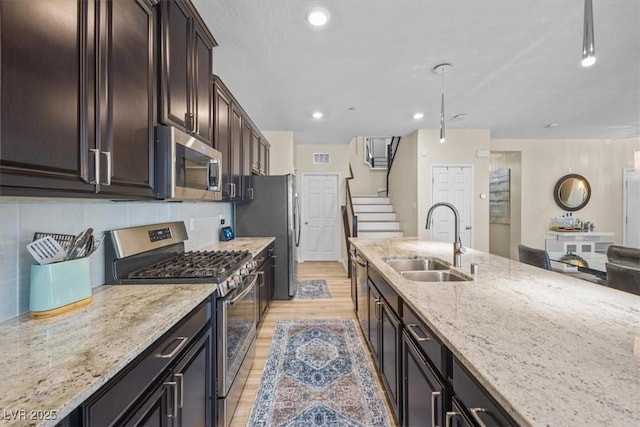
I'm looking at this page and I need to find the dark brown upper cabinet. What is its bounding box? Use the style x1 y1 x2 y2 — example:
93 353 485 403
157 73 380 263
159 0 216 146
213 76 256 202
0 0 156 198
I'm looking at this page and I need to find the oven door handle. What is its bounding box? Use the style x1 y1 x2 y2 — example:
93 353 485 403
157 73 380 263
225 274 258 306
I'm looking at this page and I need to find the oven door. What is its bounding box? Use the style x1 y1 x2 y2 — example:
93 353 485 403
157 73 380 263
217 273 258 397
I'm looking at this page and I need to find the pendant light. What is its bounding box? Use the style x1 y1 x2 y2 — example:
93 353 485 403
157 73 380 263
433 63 452 143
634 150 640 172
581 0 596 67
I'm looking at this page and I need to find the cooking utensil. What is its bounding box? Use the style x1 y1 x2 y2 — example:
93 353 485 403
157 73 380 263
32 232 76 253
27 236 68 265
65 228 93 261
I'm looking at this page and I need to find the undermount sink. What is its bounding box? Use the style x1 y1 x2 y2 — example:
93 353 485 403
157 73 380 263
400 270 472 282
384 257 450 272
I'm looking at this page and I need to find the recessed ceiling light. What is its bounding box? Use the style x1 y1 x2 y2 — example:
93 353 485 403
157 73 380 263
545 122 560 128
306 7 330 27
413 112 424 120
312 111 323 119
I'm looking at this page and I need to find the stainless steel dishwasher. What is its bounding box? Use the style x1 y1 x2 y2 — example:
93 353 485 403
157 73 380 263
350 249 368 336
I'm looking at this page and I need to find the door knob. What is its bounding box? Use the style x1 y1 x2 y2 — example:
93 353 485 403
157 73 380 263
304 222 308 225
465 225 472 230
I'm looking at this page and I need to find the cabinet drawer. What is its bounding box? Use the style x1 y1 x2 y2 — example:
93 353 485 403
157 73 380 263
402 306 445 379
84 299 212 425
452 357 517 427
368 267 400 315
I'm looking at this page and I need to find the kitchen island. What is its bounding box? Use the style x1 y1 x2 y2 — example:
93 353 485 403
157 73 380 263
0 237 273 427
350 237 639 427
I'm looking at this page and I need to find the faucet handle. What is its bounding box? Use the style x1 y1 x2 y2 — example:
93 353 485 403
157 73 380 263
460 246 467 254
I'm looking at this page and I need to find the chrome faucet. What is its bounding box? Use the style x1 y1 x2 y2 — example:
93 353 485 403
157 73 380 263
425 202 465 267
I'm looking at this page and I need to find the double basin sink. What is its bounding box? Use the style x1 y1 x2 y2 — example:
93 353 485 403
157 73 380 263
384 257 472 282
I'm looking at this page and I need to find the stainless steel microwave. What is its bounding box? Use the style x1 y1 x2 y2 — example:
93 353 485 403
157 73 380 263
155 125 222 201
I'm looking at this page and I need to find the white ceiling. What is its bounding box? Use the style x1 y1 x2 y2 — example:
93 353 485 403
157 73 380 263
193 0 640 145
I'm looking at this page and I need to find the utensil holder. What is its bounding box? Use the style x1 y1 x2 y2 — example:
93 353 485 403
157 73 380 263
29 257 92 318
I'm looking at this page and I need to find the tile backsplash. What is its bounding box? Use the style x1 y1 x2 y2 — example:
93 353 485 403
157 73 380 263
0 198 233 322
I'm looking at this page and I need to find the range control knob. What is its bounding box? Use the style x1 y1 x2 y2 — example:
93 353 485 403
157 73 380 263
228 275 241 289
240 267 249 276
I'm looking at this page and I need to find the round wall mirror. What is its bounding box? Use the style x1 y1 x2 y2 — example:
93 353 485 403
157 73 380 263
553 174 591 211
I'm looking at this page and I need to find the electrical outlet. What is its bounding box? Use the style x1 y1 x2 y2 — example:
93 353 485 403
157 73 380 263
219 214 225 225
189 217 195 231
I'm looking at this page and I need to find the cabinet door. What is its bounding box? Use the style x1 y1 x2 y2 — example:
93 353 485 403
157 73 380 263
380 302 401 420
100 0 155 197
213 82 232 198
250 130 260 174
447 398 475 427
120 381 171 427
192 23 213 145
174 329 213 427
257 262 268 323
402 330 445 427
160 0 190 132
241 120 253 200
367 280 381 365
229 104 242 201
0 0 95 194
259 139 267 175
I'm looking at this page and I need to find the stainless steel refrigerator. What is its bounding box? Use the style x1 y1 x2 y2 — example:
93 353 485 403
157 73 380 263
235 174 300 299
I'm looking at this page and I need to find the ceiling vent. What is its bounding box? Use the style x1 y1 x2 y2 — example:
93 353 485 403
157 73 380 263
313 153 330 164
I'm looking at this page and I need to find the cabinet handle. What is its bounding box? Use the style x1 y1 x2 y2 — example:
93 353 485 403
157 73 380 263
248 187 254 200
445 411 458 427
90 149 100 185
431 391 441 427
407 323 432 342
470 408 489 427
164 381 178 418
157 336 189 359
101 151 112 186
175 373 184 408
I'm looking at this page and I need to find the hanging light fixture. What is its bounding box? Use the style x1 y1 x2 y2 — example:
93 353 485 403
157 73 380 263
581 0 596 67
433 63 452 143
634 150 640 172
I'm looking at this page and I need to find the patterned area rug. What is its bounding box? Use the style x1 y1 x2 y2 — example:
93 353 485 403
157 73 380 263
293 280 332 299
248 320 391 427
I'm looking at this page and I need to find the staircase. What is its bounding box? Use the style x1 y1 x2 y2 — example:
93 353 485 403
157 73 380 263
352 196 403 239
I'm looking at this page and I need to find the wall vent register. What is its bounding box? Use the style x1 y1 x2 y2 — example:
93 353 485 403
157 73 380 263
313 153 330 164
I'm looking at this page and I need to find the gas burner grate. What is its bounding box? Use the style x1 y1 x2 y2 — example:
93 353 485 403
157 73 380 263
128 250 251 280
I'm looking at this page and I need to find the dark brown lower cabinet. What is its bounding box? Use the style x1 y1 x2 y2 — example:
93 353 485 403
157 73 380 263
452 358 518 427
447 398 475 427
62 299 214 427
256 243 275 325
401 330 445 427
367 278 401 423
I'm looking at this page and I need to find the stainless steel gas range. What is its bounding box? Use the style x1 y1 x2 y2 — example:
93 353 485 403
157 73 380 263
105 221 257 427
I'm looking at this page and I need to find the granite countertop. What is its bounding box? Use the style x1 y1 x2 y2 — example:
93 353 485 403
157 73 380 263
196 236 274 255
350 237 640 427
0 237 273 427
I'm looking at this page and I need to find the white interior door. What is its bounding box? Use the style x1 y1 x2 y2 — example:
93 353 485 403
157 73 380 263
623 169 640 248
431 166 473 248
301 174 340 260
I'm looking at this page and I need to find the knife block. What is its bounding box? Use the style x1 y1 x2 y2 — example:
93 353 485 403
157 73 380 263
29 257 92 318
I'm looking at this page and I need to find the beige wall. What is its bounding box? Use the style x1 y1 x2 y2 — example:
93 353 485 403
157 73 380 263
490 138 640 249
348 136 387 195
388 130 418 236
295 144 351 266
263 131 295 175
417 129 492 252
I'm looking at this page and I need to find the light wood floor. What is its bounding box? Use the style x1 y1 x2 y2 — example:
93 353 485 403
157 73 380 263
230 261 396 426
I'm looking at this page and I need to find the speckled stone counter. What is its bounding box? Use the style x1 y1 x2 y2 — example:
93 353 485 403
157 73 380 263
0 237 273 427
350 237 640 427
197 236 274 256
0 284 215 426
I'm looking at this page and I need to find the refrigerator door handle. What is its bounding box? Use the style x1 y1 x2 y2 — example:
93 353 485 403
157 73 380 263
294 192 301 247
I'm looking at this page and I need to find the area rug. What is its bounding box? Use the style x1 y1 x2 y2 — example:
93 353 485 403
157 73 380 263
247 319 391 427
293 280 332 299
